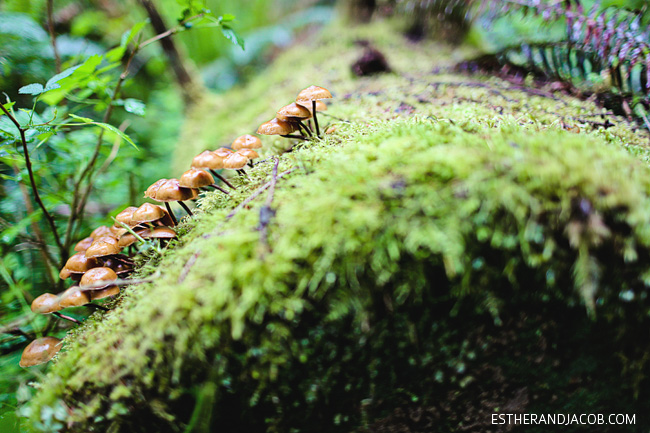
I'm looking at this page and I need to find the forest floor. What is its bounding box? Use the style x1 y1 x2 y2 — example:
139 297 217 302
19 17 650 433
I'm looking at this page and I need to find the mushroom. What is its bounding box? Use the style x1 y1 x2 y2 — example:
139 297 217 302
223 153 249 177
31 293 80 323
140 227 177 247
235 149 259 162
73 237 94 252
296 85 332 137
90 225 113 239
115 206 139 228
19 337 62 367
131 203 175 227
60 252 99 282
179 168 228 194
145 178 197 224
191 151 236 190
277 102 312 137
79 267 119 301
85 237 121 260
58 286 92 309
257 118 305 141
231 134 262 151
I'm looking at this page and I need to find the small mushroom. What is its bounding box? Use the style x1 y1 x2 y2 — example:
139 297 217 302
257 118 305 140
140 227 177 247
58 286 91 309
235 149 259 162
296 85 332 137
115 206 139 228
145 178 197 224
60 252 99 281
145 178 168 199
191 151 235 190
73 237 94 252
179 168 228 194
131 203 175 227
19 337 62 367
31 293 79 323
277 102 313 137
231 134 262 151
223 152 249 177
90 225 113 239
85 237 121 259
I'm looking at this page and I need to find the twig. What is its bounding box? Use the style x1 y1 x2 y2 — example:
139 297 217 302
46 0 61 74
0 104 65 256
258 157 280 250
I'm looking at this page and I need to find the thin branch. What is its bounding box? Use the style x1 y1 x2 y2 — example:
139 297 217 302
0 103 65 256
47 0 61 74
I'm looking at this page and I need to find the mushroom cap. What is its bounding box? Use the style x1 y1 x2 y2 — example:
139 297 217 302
59 267 72 280
73 237 94 252
277 102 312 121
91 285 120 301
296 85 332 102
141 227 177 239
19 337 62 367
118 232 140 248
80 267 118 288
144 178 169 200
213 147 234 158
63 252 99 274
179 168 215 188
231 134 262 150
90 225 112 239
85 239 121 259
31 293 62 314
257 118 297 136
109 224 128 238
58 286 91 308
132 203 166 224
223 153 249 169
191 151 224 170
154 179 197 202
297 100 327 113
115 206 138 228
235 149 259 160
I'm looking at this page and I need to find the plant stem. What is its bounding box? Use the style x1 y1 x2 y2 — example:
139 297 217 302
0 104 65 257
207 184 230 194
46 0 61 74
178 201 193 216
209 169 236 189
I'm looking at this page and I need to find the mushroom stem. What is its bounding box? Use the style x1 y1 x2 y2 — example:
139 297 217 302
209 169 236 190
280 135 309 141
86 303 110 312
207 184 230 194
297 121 312 137
164 202 178 226
236 169 249 178
53 312 81 324
312 100 321 137
178 201 193 216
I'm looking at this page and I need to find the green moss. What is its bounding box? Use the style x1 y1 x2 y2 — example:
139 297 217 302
25 19 650 433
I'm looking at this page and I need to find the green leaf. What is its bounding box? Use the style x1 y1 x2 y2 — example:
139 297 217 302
68 114 137 149
45 65 82 91
221 25 245 50
123 99 146 116
18 83 44 96
219 14 235 23
120 20 148 48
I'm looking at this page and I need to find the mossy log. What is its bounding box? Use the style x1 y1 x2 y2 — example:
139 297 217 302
24 20 650 433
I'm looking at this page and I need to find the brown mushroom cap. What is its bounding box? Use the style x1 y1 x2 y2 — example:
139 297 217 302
179 168 215 189
115 206 138 228
31 293 62 314
63 252 99 274
235 149 259 160
132 203 166 224
59 267 72 280
144 178 168 200
257 118 297 136
19 337 62 367
58 286 91 308
80 267 118 288
91 285 120 301
277 102 312 121
90 225 112 239
109 224 128 238
297 100 328 113
296 85 332 102
85 239 121 259
73 237 94 252
231 134 262 151
191 151 225 170
223 153 249 169
141 227 177 239
213 147 234 158
153 179 197 202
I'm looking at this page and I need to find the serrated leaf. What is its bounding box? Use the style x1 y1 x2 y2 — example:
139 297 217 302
45 65 82 91
123 99 146 116
18 83 44 96
221 25 245 50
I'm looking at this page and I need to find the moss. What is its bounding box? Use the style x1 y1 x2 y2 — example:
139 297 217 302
24 19 650 433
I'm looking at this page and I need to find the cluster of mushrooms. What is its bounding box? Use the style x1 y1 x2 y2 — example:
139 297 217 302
257 85 332 140
19 85 333 368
